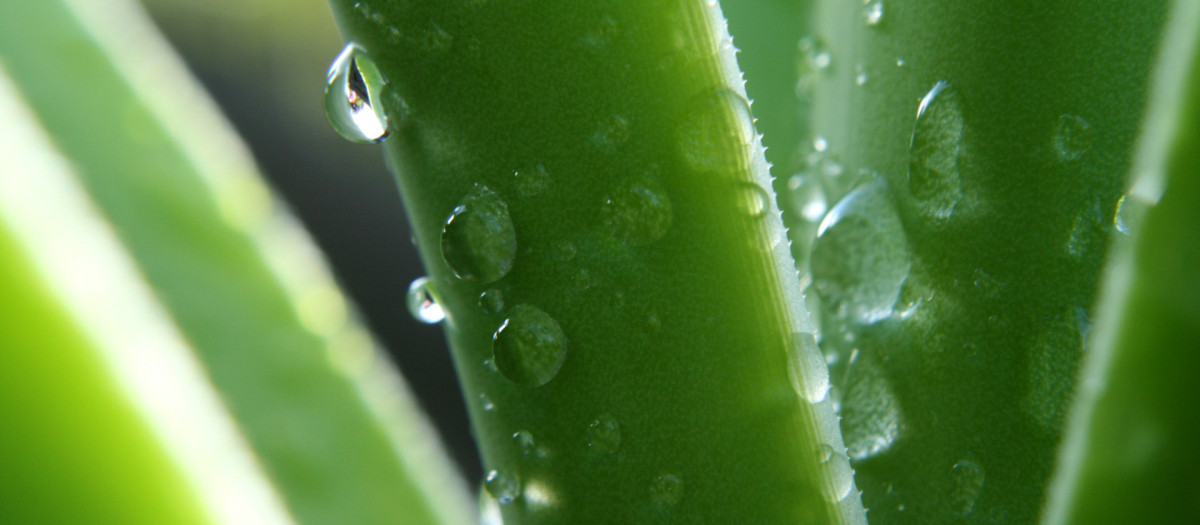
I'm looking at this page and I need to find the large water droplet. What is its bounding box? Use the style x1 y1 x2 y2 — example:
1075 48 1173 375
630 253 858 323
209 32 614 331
324 43 391 143
586 414 621 455
841 359 902 460
602 178 673 246
650 474 683 507
909 81 965 220
811 180 912 324
406 276 445 324
950 459 985 516
493 305 568 387
1052 114 1092 161
677 89 755 173
788 332 830 403
485 469 521 505
442 186 517 283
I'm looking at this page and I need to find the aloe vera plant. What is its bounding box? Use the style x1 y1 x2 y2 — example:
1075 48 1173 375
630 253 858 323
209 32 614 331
2 0 1199 523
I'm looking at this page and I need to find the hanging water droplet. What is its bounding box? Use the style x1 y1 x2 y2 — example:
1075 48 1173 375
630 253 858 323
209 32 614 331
950 459 985 516
811 180 912 324
788 332 830 403
677 89 755 173
479 288 504 314
586 414 621 455
442 186 517 283
817 444 855 502
909 81 965 220
602 178 673 246
513 430 536 456
737 182 770 219
324 43 391 143
1052 114 1092 161
863 1 884 26
485 469 521 505
493 304 568 387
1113 194 1144 234
513 164 551 198
406 276 445 324
650 474 683 507
841 358 902 460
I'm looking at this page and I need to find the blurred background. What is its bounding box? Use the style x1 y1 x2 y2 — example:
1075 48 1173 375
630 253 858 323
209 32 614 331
138 0 480 481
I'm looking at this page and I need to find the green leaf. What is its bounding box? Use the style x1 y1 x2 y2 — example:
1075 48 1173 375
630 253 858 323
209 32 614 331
327 0 865 523
790 0 1170 522
0 0 469 523
1044 2 1200 522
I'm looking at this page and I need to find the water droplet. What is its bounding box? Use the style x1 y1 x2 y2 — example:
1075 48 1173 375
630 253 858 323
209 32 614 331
896 57 906 67
738 182 770 219
513 430 536 456
798 36 832 71
1114 194 1144 234
554 242 577 262
513 164 551 198
841 359 901 460
650 474 683 507
324 43 391 143
571 269 592 291
811 180 912 324
788 174 828 223
909 81 965 220
855 64 868 86
406 276 445 324
483 358 499 374
484 469 520 505
677 89 755 173
950 459 984 516
479 484 503 525
479 393 496 411
788 332 830 403
813 136 829 153
1066 202 1104 260
863 1 884 26
586 414 621 455
493 305 568 387
1052 114 1092 161
592 114 631 150
602 178 673 246
442 186 517 283
1023 308 1085 433
479 288 504 314
817 445 855 502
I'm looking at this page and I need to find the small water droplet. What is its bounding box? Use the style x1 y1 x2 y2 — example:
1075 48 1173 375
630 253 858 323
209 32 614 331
480 393 496 411
1066 202 1104 260
813 136 829 153
602 178 673 245
572 269 593 291
554 242 577 262
863 1 884 26
483 358 499 374
493 304 568 387
788 332 830 403
485 469 520 504
817 445 855 502
738 182 770 219
479 288 505 314
592 114 631 150
586 414 621 455
1023 308 1085 433
442 186 517 283
513 164 551 198
406 276 445 324
324 43 391 143
896 57 906 67
650 474 683 507
811 180 912 324
677 89 755 173
788 174 828 223
855 64 868 86
909 81 965 220
1052 114 1092 161
1114 194 1143 234
513 430 536 456
950 459 984 516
